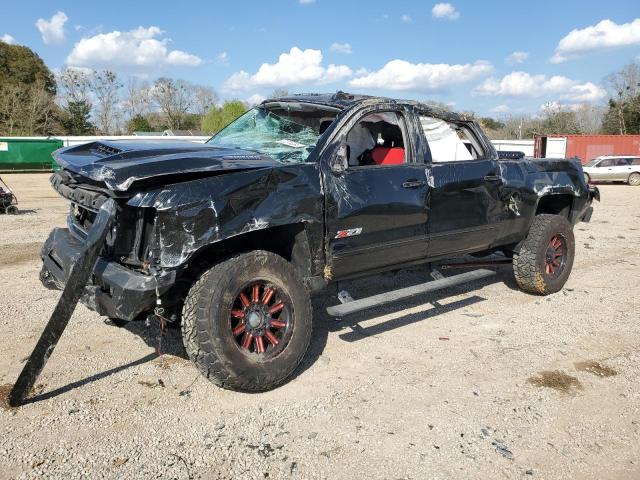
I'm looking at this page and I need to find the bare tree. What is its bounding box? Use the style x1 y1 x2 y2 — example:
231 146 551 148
91 70 122 134
606 60 640 101
604 59 640 134
58 67 92 105
150 78 196 130
539 102 582 134
193 85 219 117
0 84 23 135
572 104 605 134
24 81 59 134
123 77 152 120
0 81 60 135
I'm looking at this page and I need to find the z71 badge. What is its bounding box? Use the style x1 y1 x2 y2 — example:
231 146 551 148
335 228 363 239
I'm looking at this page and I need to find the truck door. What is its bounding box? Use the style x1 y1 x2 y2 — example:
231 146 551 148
322 107 429 279
417 115 508 258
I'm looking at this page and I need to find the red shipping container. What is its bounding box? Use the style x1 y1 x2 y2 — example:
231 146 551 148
534 135 640 164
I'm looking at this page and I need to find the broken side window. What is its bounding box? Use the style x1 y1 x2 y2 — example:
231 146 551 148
345 112 407 167
419 116 486 163
207 106 336 164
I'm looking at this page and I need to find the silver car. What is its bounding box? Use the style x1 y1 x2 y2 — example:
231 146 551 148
583 156 640 186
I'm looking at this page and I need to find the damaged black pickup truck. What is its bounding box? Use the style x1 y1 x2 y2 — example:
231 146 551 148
40 92 599 392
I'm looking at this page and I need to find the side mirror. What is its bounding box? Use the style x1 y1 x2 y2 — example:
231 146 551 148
330 144 348 174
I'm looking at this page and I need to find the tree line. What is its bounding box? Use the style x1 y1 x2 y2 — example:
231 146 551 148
0 41 248 137
1 40 639 139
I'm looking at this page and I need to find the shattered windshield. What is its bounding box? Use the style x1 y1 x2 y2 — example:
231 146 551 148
207 106 329 164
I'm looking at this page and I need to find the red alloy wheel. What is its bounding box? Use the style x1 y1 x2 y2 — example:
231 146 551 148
544 235 567 278
229 281 292 357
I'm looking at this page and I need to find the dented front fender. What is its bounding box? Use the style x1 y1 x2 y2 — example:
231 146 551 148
127 165 325 271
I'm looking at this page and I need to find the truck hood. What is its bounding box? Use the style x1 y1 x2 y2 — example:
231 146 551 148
53 140 279 191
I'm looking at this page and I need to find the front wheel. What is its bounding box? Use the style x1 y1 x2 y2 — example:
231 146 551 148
513 214 575 295
584 173 590 184
181 250 312 392
629 172 640 186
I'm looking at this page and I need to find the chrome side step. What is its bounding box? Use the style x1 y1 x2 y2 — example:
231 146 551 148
326 268 496 317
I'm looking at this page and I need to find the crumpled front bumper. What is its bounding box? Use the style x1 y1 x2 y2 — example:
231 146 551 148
40 227 175 321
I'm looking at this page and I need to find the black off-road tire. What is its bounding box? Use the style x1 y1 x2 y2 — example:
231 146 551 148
6 205 18 215
181 250 312 392
513 214 575 295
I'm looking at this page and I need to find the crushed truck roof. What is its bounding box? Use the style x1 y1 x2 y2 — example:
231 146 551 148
265 91 469 122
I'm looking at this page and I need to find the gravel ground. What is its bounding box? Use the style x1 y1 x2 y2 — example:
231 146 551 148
0 173 639 480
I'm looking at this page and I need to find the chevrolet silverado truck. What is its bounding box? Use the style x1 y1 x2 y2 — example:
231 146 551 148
40 92 599 392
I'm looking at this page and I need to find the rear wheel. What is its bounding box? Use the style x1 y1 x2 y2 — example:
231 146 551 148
6 205 18 215
629 172 640 186
513 214 575 295
182 250 312 392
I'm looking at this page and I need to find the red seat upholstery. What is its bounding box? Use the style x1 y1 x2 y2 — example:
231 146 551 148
371 147 404 165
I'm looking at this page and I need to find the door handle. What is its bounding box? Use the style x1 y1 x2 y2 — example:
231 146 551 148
402 179 427 188
484 174 501 182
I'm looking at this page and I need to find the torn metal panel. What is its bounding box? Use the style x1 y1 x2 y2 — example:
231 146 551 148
128 164 325 270
10 199 116 407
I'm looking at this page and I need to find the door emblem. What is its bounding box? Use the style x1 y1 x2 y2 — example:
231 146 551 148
335 228 363 239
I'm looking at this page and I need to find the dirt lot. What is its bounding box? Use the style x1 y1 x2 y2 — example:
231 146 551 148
0 173 639 480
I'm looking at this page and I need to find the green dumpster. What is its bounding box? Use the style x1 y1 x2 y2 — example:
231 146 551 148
0 138 63 172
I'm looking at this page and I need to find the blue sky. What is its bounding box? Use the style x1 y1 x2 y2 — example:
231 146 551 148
2 0 639 116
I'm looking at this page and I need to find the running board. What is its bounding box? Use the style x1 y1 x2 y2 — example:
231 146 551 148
326 268 496 317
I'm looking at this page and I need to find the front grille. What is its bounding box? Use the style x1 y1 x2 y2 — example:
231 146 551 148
68 202 97 240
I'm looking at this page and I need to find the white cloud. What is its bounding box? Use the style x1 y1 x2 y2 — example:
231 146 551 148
166 50 201 66
551 18 640 63
330 42 352 54
217 51 229 63
1 34 16 44
474 71 607 103
401 14 412 23
246 94 266 106
36 11 68 44
299 0 315 4
490 104 511 114
66 26 202 71
348 59 493 92
432 3 460 20
224 47 352 90
506 51 529 64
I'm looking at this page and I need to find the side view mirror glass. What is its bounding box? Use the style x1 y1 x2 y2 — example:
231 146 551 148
330 144 348 174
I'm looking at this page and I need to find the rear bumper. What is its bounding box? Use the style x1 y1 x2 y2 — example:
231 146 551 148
40 227 175 321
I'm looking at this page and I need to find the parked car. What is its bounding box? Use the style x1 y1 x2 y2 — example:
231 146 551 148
583 156 640 186
40 92 599 392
